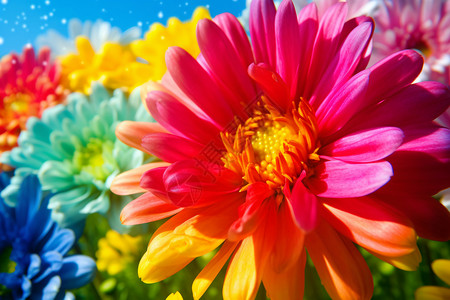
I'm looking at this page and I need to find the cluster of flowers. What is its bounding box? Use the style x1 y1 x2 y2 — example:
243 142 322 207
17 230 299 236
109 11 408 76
1 0 449 299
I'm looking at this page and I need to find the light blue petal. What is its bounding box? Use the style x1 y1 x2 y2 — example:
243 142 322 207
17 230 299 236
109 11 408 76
27 254 42 279
39 161 75 191
40 229 75 256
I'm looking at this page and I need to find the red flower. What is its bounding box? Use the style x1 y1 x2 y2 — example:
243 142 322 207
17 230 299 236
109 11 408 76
112 1 450 299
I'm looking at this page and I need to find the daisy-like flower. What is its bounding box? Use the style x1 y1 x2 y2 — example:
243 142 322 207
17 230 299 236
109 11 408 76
112 0 450 299
58 36 152 95
372 0 450 82
36 19 142 57
0 83 153 230
0 173 96 299
415 259 450 300
96 230 143 276
0 45 68 169
130 7 211 81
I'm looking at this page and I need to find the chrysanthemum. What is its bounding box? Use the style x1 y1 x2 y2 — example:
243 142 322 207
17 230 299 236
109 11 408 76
0 173 96 299
130 7 211 81
0 83 153 230
415 259 450 300
36 18 142 57
0 45 68 169
112 1 450 299
372 0 450 82
59 36 152 94
96 230 143 275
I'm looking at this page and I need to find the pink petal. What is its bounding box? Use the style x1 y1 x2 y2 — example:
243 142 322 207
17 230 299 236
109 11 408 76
275 0 301 99
140 166 169 200
304 2 347 98
146 90 219 143
120 192 183 225
320 127 404 162
316 70 370 136
248 63 290 112
214 13 254 71
165 46 234 128
311 20 373 108
249 0 277 68
296 3 319 96
197 19 256 109
141 133 204 163
365 50 424 106
377 125 450 197
306 160 393 198
341 81 450 133
286 177 319 232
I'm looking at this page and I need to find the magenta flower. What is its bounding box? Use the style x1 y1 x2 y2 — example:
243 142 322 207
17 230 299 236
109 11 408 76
372 0 450 81
112 1 450 299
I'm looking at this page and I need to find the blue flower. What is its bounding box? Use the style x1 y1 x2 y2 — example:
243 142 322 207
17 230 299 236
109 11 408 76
0 173 96 299
0 83 153 230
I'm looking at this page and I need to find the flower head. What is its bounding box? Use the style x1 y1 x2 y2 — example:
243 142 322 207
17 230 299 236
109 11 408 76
372 0 450 82
0 45 68 169
96 230 143 275
415 259 450 300
0 173 96 299
36 19 142 57
130 7 211 81
113 0 450 299
0 83 153 230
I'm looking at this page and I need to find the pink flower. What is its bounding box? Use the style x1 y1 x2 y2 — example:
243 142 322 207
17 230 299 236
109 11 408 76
372 0 450 81
112 1 450 299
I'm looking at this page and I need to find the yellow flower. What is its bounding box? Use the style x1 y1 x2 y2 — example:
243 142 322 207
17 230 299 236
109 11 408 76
96 230 143 276
60 37 152 94
131 7 210 81
416 259 450 300
166 292 183 300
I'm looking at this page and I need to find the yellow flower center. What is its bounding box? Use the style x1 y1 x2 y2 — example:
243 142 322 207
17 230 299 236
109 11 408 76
221 96 320 191
72 138 116 181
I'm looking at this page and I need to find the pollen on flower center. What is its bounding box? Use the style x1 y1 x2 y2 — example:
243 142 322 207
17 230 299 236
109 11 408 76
221 96 320 190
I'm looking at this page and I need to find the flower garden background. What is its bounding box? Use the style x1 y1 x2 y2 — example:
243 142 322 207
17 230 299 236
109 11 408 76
0 0 449 299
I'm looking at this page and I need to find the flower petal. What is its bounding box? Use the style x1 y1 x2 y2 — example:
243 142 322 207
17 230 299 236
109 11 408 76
192 241 238 300
262 250 306 300
416 286 450 300
320 127 404 162
287 178 319 232
115 121 167 154
306 160 393 198
306 220 374 300
141 133 204 163
321 196 417 257
59 255 96 290
111 162 170 195
139 197 241 283
120 192 183 225
432 259 450 286
367 247 422 271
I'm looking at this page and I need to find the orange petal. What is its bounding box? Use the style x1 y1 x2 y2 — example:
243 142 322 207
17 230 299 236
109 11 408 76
223 200 277 300
139 195 242 283
111 162 170 195
115 120 167 154
269 200 304 273
305 220 374 300
120 192 182 225
321 196 417 257
192 241 238 300
263 250 306 300
367 246 422 271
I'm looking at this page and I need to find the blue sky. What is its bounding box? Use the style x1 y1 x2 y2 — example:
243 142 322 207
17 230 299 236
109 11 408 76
0 0 246 56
